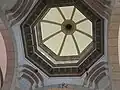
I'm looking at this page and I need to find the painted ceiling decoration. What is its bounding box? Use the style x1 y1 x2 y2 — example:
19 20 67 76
20 0 104 77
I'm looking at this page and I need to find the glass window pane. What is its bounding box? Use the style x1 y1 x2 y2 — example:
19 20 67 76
74 31 92 52
73 8 86 23
60 6 74 20
41 22 61 40
60 35 78 56
44 32 64 54
76 20 92 36
43 8 64 23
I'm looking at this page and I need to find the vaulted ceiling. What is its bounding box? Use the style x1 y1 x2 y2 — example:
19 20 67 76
0 0 115 90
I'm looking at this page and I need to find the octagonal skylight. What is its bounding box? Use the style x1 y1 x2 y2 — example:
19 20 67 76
21 0 104 76
40 6 93 56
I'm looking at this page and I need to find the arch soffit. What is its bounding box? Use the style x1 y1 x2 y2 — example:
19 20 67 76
0 16 15 90
108 6 120 65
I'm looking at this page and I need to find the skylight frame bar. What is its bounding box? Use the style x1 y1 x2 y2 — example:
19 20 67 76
75 18 88 25
70 7 76 20
72 34 80 55
41 20 62 26
76 29 93 39
43 30 62 43
58 34 67 56
57 7 66 21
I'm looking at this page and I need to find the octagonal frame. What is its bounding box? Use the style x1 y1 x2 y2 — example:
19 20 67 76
20 0 104 77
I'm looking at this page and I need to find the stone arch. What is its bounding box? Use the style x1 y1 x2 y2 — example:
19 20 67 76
108 2 120 90
0 12 15 90
108 10 120 64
